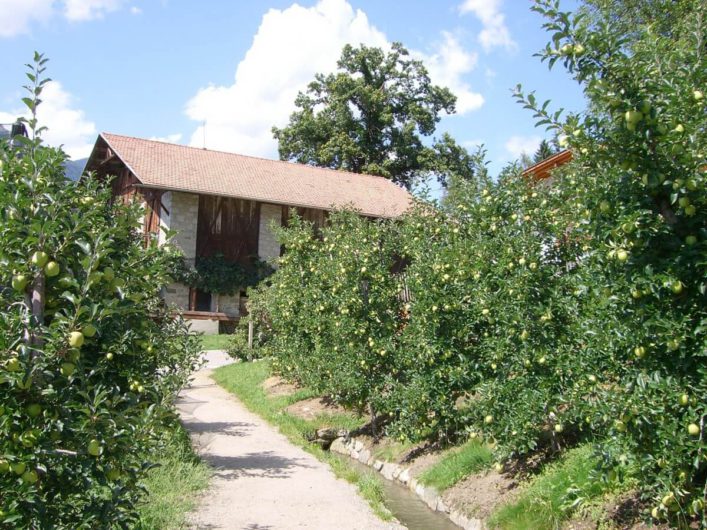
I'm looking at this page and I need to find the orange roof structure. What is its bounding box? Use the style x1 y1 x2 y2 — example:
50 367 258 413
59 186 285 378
522 150 573 180
86 133 412 219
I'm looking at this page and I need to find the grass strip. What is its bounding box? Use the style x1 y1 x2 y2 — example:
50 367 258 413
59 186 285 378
418 439 494 491
212 360 392 521
137 420 211 529
487 444 626 530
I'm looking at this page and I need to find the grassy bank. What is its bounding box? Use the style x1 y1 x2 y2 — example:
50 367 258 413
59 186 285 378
488 445 633 530
418 439 494 491
137 421 211 530
212 360 392 521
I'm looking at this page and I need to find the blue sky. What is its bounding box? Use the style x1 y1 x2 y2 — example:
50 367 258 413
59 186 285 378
0 0 585 175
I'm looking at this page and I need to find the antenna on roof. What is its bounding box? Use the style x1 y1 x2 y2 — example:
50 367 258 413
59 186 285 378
202 120 206 150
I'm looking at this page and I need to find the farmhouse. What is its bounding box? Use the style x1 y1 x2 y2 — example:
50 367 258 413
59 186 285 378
84 133 412 333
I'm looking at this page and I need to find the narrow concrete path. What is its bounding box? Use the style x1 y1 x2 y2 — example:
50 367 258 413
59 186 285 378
177 352 402 530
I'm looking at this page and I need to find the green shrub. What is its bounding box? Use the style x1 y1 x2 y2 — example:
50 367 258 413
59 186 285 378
0 55 201 528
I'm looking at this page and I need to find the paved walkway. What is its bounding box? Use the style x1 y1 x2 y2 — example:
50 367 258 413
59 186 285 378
177 351 402 530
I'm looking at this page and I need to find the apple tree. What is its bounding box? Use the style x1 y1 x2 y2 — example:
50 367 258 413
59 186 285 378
0 54 201 528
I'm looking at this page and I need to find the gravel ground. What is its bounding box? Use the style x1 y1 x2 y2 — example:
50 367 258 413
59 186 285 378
177 353 402 530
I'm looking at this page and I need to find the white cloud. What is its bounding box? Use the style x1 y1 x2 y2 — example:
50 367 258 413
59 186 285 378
504 135 541 159
129 5 141 15
149 133 182 144
414 32 483 114
0 0 130 36
458 0 516 52
0 81 96 159
0 0 54 38
185 0 388 157
186 0 484 158
63 0 125 21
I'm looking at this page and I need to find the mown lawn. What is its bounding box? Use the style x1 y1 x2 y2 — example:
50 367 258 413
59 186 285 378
197 333 232 351
212 360 393 521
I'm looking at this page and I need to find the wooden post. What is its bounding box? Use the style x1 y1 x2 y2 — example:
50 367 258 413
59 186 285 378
248 320 254 349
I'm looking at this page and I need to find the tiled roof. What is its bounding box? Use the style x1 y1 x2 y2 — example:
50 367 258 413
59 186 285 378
96 133 412 219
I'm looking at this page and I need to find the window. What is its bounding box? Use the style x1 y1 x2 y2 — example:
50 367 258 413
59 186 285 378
189 288 212 312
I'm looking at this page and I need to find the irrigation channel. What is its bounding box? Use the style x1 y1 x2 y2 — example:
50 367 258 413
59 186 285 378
344 458 461 530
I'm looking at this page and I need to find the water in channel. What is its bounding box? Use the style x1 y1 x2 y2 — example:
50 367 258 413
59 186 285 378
344 457 461 530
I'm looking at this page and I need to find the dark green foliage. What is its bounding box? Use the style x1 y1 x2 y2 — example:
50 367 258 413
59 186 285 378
168 253 274 297
273 42 474 189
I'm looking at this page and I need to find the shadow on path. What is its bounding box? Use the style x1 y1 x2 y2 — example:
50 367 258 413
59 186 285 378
206 451 314 480
184 420 254 437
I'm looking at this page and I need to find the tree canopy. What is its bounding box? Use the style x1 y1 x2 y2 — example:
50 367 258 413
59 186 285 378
272 42 475 189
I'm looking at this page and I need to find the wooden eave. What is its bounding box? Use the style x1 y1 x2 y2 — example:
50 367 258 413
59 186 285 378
522 150 573 180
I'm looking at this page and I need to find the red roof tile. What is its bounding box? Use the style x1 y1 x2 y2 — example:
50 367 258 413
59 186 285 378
96 133 412 219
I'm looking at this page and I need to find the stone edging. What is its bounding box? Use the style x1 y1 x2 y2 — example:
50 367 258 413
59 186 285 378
329 437 483 530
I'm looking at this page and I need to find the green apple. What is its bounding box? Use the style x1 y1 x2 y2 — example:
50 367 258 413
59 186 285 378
673 123 684 133
30 251 49 268
573 43 585 55
6 357 20 372
106 467 121 481
651 506 661 519
82 324 97 338
80 196 95 205
685 235 697 245
634 346 646 359
0 459 9 473
694 90 704 101
554 423 564 433
105 352 114 361
11 274 28 292
615 420 626 432
493 462 504 473
616 249 629 262
662 493 676 508
60 362 76 377
688 423 700 436
599 200 610 213
484 415 494 424
87 439 103 457
102 267 115 282
11 462 26 475
684 204 696 216
21 470 38 484
671 281 683 294
679 393 689 406
44 261 60 277
625 110 643 125
27 403 42 417
68 331 84 348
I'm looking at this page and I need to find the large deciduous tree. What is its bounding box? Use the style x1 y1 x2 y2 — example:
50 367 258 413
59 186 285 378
272 42 475 189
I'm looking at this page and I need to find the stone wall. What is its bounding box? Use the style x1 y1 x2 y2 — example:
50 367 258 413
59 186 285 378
162 191 199 310
258 203 281 263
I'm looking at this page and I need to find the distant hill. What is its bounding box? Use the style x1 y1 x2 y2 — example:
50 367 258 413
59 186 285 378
64 158 87 180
